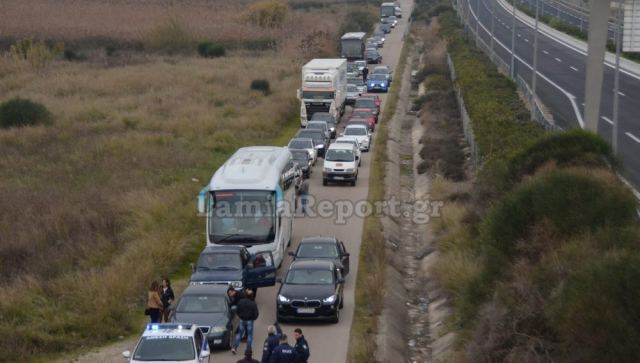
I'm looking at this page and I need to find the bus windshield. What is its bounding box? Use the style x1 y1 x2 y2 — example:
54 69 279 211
209 190 276 244
342 39 363 58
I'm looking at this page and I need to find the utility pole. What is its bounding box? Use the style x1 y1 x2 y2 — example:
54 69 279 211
491 0 496 58
510 0 517 78
476 0 481 46
584 0 612 132
613 0 623 154
532 0 540 102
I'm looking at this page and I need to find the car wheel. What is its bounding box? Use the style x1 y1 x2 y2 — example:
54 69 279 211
331 309 340 324
339 298 344 309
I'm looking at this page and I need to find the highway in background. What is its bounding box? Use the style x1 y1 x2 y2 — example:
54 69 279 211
463 0 640 187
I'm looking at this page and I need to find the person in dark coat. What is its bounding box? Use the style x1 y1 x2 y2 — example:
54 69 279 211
362 66 369 82
292 328 310 363
268 334 296 363
232 291 259 354
261 323 283 363
237 348 260 363
161 278 175 322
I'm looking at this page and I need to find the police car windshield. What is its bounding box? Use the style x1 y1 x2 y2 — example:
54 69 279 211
298 244 339 258
177 295 227 313
196 253 242 270
134 336 195 361
285 269 334 285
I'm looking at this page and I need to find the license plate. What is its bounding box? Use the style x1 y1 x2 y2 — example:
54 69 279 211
333 176 344 180
297 308 315 314
213 339 222 344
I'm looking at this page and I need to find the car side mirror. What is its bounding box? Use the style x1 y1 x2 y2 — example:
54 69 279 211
288 251 295 257
122 351 131 359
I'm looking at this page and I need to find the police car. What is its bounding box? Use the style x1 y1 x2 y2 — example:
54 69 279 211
123 323 210 363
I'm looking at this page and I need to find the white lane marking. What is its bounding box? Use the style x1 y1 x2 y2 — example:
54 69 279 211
555 57 562 63
469 1 584 128
542 50 549 55
570 66 579 72
626 132 640 144
601 116 613 125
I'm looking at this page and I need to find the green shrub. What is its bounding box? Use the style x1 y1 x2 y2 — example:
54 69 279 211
508 129 616 180
197 42 226 58
339 9 377 35
246 0 288 28
0 98 53 129
250 79 271 94
144 16 193 53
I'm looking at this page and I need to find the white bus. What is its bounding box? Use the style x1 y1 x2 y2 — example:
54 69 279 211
380 2 396 18
197 147 298 267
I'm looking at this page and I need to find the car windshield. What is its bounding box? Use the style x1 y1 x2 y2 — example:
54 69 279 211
347 85 358 92
311 113 332 122
366 51 378 56
355 61 367 68
285 269 334 285
335 139 358 147
133 336 195 361
373 68 389 74
325 149 355 162
289 139 312 149
176 295 227 313
348 78 364 86
291 151 308 161
345 127 367 136
298 243 339 258
352 111 370 118
355 99 376 108
298 130 323 142
307 123 326 130
197 253 242 271
370 74 387 80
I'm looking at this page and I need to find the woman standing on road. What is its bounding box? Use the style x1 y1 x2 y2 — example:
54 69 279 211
161 277 175 322
147 281 163 323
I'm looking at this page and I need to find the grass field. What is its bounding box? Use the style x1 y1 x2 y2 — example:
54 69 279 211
0 0 363 360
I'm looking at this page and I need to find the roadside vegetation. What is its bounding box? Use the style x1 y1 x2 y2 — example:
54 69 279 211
0 0 374 360
413 1 640 362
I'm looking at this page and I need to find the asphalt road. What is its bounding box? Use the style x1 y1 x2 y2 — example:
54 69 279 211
463 0 640 187
197 2 413 363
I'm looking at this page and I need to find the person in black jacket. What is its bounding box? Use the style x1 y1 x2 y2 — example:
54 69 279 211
362 66 369 82
160 278 175 322
237 348 260 363
261 323 283 363
232 289 259 354
268 334 296 363
292 328 310 363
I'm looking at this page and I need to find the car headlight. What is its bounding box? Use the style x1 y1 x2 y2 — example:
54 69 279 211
324 167 332 172
323 295 337 304
346 168 355 172
231 281 242 288
315 144 324 149
209 326 226 334
278 294 290 303
330 127 335 132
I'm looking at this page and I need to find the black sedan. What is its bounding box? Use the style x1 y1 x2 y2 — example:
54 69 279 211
365 49 382 64
169 285 238 350
289 237 350 276
291 149 312 178
276 260 344 323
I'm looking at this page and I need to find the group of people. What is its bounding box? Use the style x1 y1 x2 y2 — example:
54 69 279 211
146 278 175 323
227 287 310 363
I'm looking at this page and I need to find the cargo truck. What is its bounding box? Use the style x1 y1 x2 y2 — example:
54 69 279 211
298 59 347 127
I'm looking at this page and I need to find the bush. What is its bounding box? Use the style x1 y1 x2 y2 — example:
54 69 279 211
145 16 193 53
0 98 53 129
10 39 64 70
197 42 226 58
339 9 377 35
250 79 271 94
246 0 288 28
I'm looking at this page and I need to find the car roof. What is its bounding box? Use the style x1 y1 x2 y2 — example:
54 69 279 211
300 236 338 244
182 284 230 296
141 323 197 338
289 259 336 270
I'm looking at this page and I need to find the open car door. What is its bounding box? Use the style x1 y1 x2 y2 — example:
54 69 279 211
245 251 276 289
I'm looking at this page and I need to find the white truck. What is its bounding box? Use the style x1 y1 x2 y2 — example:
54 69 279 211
298 59 347 127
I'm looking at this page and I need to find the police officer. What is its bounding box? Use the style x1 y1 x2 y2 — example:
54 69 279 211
261 323 283 363
292 328 310 363
268 334 296 363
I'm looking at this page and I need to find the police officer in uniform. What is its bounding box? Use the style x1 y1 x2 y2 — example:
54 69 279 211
268 334 296 363
261 323 283 363
292 328 310 363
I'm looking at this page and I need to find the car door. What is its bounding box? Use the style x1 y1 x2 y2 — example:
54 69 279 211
245 251 277 289
339 241 350 275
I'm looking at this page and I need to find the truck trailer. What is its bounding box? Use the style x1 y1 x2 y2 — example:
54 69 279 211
298 58 347 127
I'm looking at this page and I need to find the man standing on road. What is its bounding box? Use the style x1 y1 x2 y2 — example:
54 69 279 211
296 179 309 215
232 290 259 354
362 66 369 82
292 328 310 363
261 323 283 363
268 334 296 363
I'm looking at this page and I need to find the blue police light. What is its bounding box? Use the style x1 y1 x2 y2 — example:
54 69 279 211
147 324 160 331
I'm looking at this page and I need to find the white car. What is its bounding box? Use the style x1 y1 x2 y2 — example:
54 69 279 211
342 124 371 152
323 143 359 186
334 136 362 165
123 323 210 363
288 137 318 165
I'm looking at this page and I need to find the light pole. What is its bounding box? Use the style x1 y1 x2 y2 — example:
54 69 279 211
612 0 623 154
476 0 481 46
491 0 496 58
532 0 540 103
510 0 517 78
